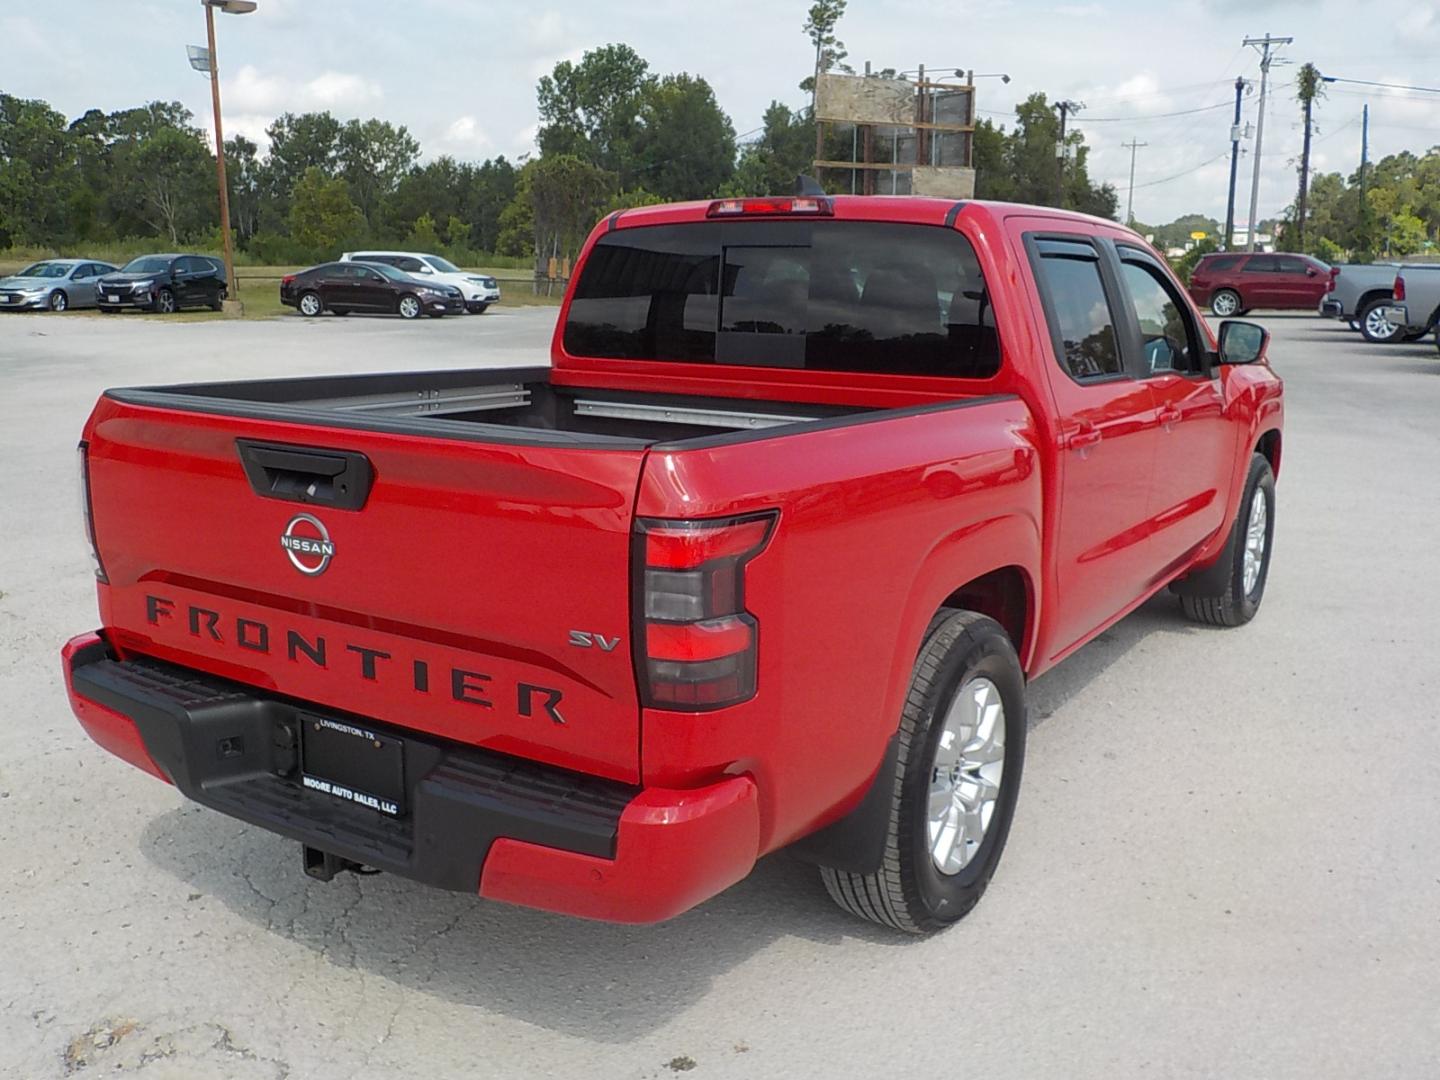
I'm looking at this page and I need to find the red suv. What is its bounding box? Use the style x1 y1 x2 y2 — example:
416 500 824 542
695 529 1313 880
1187 252 1330 316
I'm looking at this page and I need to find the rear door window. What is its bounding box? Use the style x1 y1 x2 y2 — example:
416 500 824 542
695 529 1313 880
564 221 1000 378
1244 255 1280 273
1028 237 1124 380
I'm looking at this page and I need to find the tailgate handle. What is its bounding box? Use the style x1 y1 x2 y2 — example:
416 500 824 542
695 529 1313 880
237 439 373 510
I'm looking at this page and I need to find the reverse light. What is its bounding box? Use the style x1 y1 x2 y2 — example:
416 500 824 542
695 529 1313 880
635 512 776 710
77 443 108 583
706 197 834 218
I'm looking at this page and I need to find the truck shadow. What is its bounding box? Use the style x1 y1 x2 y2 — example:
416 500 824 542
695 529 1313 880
137 807 912 1042
136 591 1202 1042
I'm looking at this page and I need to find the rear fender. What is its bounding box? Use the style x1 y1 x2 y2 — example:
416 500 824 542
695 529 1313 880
788 514 1040 873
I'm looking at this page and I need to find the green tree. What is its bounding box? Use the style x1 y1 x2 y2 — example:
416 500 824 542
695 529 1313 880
225 134 262 243
726 101 814 197
973 94 1115 217
801 0 851 98
263 111 343 227
406 211 442 250
287 165 363 257
524 154 617 267
442 214 471 248
337 117 419 226
635 74 736 200
1292 62 1326 248
125 126 214 244
0 94 80 246
537 44 652 187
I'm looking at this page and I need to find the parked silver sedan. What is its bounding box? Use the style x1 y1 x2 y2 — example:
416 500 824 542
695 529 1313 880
0 259 119 312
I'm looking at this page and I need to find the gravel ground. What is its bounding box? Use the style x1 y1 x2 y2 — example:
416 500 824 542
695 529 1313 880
1 308 1437 1080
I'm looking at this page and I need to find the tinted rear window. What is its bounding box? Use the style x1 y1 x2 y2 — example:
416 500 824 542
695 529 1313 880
563 221 1000 378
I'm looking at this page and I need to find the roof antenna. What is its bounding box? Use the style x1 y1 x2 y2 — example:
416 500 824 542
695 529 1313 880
793 174 825 197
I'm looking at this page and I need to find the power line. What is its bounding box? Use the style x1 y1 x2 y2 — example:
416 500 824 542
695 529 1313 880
1081 100 1234 122
1114 149 1232 192
1321 75 1440 95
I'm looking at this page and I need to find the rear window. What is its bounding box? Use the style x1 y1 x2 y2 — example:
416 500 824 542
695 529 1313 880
1201 255 1242 272
563 221 1000 378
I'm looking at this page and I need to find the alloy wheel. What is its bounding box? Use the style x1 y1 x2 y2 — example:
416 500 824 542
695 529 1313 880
1243 487 1268 596
927 677 1006 875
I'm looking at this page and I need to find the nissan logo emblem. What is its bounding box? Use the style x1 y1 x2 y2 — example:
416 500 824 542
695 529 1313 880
280 513 335 576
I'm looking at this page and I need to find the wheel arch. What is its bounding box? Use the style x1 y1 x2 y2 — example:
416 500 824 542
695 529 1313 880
1355 288 1392 316
787 545 1039 876
1256 427 1281 479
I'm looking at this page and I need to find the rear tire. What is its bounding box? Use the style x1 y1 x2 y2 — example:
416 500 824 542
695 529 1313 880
819 610 1026 934
1179 453 1275 627
210 290 225 312
1359 298 1402 343
298 291 323 317
1210 289 1241 317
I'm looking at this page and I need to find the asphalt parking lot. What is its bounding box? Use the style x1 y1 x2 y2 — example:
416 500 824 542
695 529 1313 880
2 309 1438 1079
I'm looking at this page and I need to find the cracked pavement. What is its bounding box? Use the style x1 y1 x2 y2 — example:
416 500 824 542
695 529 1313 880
3 309 1439 1078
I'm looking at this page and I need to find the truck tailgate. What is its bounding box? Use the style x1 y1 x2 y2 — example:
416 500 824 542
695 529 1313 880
84 396 646 784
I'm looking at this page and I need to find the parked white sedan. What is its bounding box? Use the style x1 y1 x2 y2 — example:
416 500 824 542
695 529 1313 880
0 259 119 311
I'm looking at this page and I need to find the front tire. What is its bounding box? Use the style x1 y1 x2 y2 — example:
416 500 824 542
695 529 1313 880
820 611 1027 934
1179 453 1275 627
397 294 422 320
298 291 323 317
49 290 68 312
154 288 177 315
1210 289 1241 317
1359 299 1402 343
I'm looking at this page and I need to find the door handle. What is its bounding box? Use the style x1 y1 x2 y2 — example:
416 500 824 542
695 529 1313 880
1066 423 1101 452
237 439 373 510
1157 405 1181 429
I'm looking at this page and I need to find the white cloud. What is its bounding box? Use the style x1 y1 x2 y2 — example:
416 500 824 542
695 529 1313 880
432 115 492 156
222 65 382 115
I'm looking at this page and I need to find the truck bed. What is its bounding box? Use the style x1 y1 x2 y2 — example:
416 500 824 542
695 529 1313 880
106 367 880 448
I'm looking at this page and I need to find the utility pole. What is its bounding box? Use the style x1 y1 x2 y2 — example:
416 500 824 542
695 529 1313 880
1243 33 1292 251
1055 99 1083 208
1224 77 1246 250
1358 102 1370 253
1122 139 1147 225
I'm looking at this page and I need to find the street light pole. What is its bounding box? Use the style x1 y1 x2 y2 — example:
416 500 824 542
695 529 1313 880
199 0 255 310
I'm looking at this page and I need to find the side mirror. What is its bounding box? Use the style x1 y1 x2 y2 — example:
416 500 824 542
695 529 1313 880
1217 320 1268 365
1305 267 1317 276
418 265 434 274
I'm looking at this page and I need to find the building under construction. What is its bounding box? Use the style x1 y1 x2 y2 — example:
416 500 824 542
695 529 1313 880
813 69 977 198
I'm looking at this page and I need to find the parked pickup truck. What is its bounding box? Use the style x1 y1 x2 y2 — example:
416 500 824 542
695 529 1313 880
1318 262 1420 343
1383 265 1440 348
62 194 1284 933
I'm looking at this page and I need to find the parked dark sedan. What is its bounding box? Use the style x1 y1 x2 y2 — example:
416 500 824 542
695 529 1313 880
96 254 227 314
280 261 465 319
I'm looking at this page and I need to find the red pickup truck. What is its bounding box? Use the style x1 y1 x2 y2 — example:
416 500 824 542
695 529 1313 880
62 194 1283 933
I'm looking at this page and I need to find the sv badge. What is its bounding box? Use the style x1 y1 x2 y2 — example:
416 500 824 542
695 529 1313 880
569 630 620 652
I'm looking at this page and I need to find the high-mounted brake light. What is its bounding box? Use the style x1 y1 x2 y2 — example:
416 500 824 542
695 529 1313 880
77 443 108 584
634 512 776 710
1394 274 1406 301
706 197 834 218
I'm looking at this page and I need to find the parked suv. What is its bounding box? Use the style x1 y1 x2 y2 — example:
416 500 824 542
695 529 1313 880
341 251 501 313
1187 251 1330 316
96 255 227 314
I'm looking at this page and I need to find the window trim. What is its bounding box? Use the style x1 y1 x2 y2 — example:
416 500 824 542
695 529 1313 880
1114 243 1213 381
1023 231 1132 386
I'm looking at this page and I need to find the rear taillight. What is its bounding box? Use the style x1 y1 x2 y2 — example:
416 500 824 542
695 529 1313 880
1394 275 1406 301
77 442 108 583
706 197 833 218
1326 267 1340 293
635 512 776 710
281 274 296 286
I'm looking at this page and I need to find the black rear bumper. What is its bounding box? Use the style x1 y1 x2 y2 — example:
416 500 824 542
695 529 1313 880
67 640 636 892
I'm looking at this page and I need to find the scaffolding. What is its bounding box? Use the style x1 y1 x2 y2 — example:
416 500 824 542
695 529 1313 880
813 69 977 198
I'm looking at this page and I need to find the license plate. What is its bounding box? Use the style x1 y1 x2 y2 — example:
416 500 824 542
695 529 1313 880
300 715 406 816
108 294 119 303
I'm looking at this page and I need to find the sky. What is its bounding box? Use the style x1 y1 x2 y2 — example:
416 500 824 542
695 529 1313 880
2 0 1438 227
